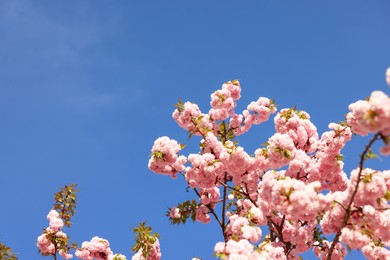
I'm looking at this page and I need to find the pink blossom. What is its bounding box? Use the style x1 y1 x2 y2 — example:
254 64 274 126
314 240 346 260
267 177 322 221
75 236 113 260
37 233 55 255
214 239 260 259
148 136 186 178
131 239 161 260
274 108 318 152
172 102 202 132
37 210 73 259
230 97 276 136
169 207 181 219
347 91 390 136
224 146 251 185
349 168 386 207
47 209 64 231
109 254 127 260
257 242 286 260
267 133 295 169
209 80 241 121
199 187 220 206
186 153 224 189
195 204 211 224
339 227 371 249
386 67 390 86
362 243 390 260
321 203 346 235
59 250 74 259
380 142 390 156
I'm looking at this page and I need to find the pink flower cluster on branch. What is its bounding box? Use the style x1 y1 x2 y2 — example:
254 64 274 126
37 210 73 259
347 90 390 155
148 70 390 260
131 239 161 260
76 237 126 260
37 185 128 260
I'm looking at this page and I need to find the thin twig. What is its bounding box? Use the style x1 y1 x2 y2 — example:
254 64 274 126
327 133 381 259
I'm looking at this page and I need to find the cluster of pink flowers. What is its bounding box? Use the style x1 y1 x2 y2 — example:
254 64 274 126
76 236 126 260
37 210 73 259
347 90 390 155
148 69 390 259
131 239 161 260
230 96 277 136
148 136 186 178
226 214 262 243
310 123 352 192
313 240 347 260
169 207 181 219
209 80 241 121
274 108 318 152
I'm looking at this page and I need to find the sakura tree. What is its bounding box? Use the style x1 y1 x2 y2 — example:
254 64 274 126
1 68 389 260
148 68 390 259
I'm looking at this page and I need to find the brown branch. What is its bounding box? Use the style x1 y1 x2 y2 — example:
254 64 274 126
327 133 381 260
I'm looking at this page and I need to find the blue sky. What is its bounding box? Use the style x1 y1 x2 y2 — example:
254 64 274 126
0 1 389 259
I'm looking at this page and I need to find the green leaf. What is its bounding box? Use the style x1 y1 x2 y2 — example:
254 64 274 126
132 222 160 258
364 149 379 160
173 98 185 113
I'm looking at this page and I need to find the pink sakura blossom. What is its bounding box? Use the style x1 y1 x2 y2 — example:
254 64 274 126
223 146 252 186
257 170 285 211
234 199 267 226
349 168 386 207
256 242 286 260
148 136 186 178
285 149 312 180
214 239 264 260
199 187 220 206
75 236 113 260
230 97 276 136
266 133 295 169
108 254 127 260
386 66 390 86
258 171 324 222
361 204 390 243
347 90 390 136
381 142 390 155
209 80 241 121
59 249 74 259
281 219 317 253
226 214 262 243
169 207 181 219
309 123 351 191
172 102 202 132
185 152 224 189
37 210 73 259
37 233 55 255
37 231 72 258
172 101 215 136
313 240 347 260
362 243 390 260
248 205 267 226
320 196 348 235
149 77 390 259
47 209 64 231
131 239 161 260
203 132 226 158
274 108 318 152
195 204 211 224
339 227 371 249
